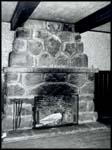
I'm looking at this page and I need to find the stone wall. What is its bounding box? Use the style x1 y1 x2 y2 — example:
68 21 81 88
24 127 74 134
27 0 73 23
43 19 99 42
4 68 98 130
2 20 110 70
9 20 88 68
3 20 98 131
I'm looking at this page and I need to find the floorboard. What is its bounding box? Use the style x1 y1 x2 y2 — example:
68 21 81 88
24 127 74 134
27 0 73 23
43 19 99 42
2 128 111 148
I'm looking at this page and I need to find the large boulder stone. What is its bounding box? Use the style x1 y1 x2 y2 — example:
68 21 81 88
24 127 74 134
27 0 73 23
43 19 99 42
13 39 27 52
79 112 98 123
64 43 77 56
21 103 32 115
79 94 94 101
80 82 94 94
71 53 88 67
8 52 34 67
7 84 25 96
7 73 18 83
79 101 87 112
55 54 69 67
5 104 13 116
22 73 44 87
67 73 87 87
2 116 13 130
28 40 43 56
45 36 61 57
38 53 54 67
24 20 46 30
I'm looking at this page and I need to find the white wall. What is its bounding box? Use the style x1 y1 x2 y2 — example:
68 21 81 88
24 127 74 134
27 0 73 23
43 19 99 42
81 31 110 71
2 22 15 68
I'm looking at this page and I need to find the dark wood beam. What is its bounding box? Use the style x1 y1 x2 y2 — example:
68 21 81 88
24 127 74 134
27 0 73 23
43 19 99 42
11 2 40 30
75 4 112 33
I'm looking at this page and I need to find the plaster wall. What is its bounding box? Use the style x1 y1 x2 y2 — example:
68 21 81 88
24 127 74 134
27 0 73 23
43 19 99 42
81 31 110 71
2 22 15 68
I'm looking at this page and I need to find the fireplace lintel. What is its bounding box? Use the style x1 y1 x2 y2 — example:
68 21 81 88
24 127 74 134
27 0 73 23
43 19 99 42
3 67 99 73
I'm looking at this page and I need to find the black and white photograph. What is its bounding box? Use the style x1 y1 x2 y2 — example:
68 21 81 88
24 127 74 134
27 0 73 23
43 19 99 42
1 1 111 149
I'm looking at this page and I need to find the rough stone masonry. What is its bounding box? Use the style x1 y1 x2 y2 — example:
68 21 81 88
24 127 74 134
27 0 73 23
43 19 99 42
3 20 98 131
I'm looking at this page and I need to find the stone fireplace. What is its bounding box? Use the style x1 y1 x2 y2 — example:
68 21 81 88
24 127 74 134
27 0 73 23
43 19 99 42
3 20 98 130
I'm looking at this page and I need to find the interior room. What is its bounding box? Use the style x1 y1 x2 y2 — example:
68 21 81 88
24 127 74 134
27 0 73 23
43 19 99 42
1 1 111 148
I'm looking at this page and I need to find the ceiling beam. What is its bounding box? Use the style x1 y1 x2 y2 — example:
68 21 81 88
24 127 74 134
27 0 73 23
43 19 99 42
74 4 112 33
89 29 111 34
11 2 40 30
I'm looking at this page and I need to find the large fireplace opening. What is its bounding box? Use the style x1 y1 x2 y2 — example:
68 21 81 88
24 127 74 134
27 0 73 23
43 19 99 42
32 94 79 128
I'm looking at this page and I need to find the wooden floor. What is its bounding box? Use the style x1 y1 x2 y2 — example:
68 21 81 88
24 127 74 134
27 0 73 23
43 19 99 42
2 128 111 148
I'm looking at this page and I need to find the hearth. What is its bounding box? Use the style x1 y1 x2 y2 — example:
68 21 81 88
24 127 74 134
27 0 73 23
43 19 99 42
3 20 98 130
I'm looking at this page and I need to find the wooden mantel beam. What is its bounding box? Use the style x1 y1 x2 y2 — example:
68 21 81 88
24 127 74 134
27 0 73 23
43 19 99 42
11 2 40 30
74 4 112 33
